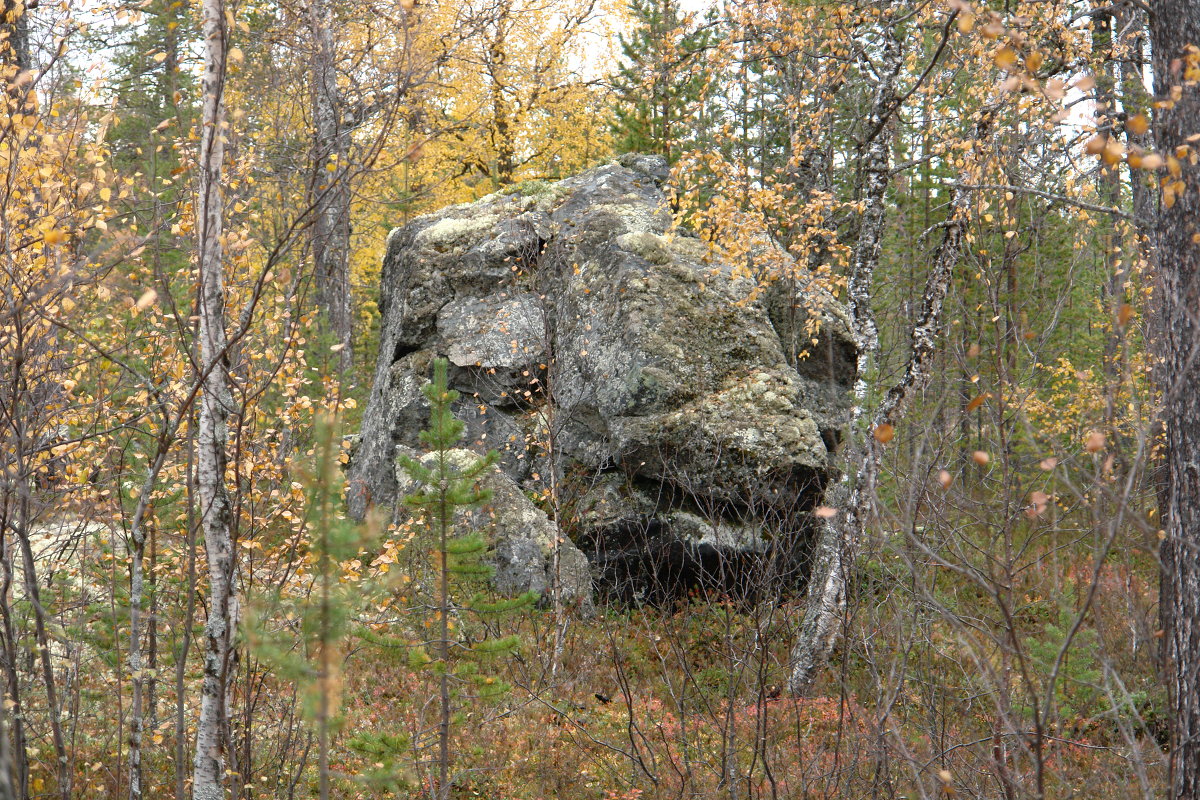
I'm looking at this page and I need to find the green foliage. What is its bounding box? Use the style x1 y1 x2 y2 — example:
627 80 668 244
245 417 415 794
345 732 413 793
397 357 535 793
610 0 717 162
398 358 535 684
1022 603 1104 728
247 418 372 723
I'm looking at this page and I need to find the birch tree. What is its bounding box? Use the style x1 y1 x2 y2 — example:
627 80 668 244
786 8 1001 694
785 20 905 694
192 0 239 794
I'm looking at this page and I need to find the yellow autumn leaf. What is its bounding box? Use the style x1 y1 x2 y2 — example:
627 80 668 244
1102 138 1124 165
993 46 1017 71
1140 152 1165 170
1127 114 1150 135
966 393 991 412
1117 304 1134 327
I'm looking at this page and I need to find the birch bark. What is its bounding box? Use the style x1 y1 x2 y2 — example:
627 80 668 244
787 34 1002 692
127 445 171 800
786 27 903 695
192 0 238 795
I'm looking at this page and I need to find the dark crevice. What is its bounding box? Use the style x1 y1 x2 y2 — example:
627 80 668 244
579 469 822 608
391 340 419 365
591 530 810 609
820 426 843 454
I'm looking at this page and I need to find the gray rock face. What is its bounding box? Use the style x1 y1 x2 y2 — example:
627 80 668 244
348 154 854 606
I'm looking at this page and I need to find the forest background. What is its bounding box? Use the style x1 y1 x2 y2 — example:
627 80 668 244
1 0 1198 798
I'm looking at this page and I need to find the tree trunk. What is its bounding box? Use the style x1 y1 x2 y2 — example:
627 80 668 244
15 522 69 800
1149 2 1200 797
1094 5 1125 432
486 3 516 188
308 0 354 371
0 516 27 800
192 0 239 796
1120 8 1154 227
127 447 170 800
0 699 14 800
787 27 903 695
0 0 29 73
175 421 199 800
787 46 1002 691
127 522 146 800
9 449 69 800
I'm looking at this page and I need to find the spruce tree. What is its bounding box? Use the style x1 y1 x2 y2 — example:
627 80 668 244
396 358 533 800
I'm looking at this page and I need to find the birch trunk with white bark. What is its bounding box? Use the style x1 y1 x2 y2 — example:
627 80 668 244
128 445 171 800
785 27 903 695
192 0 238 797
787 28 1001 691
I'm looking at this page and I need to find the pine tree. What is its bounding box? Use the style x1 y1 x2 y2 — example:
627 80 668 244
245 418 380 800
397 358 533 800
610 0 716 162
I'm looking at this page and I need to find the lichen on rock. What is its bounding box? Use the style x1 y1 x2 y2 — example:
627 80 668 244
348 154 855 608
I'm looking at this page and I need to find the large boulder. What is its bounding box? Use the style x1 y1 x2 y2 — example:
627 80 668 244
348 154 854 606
